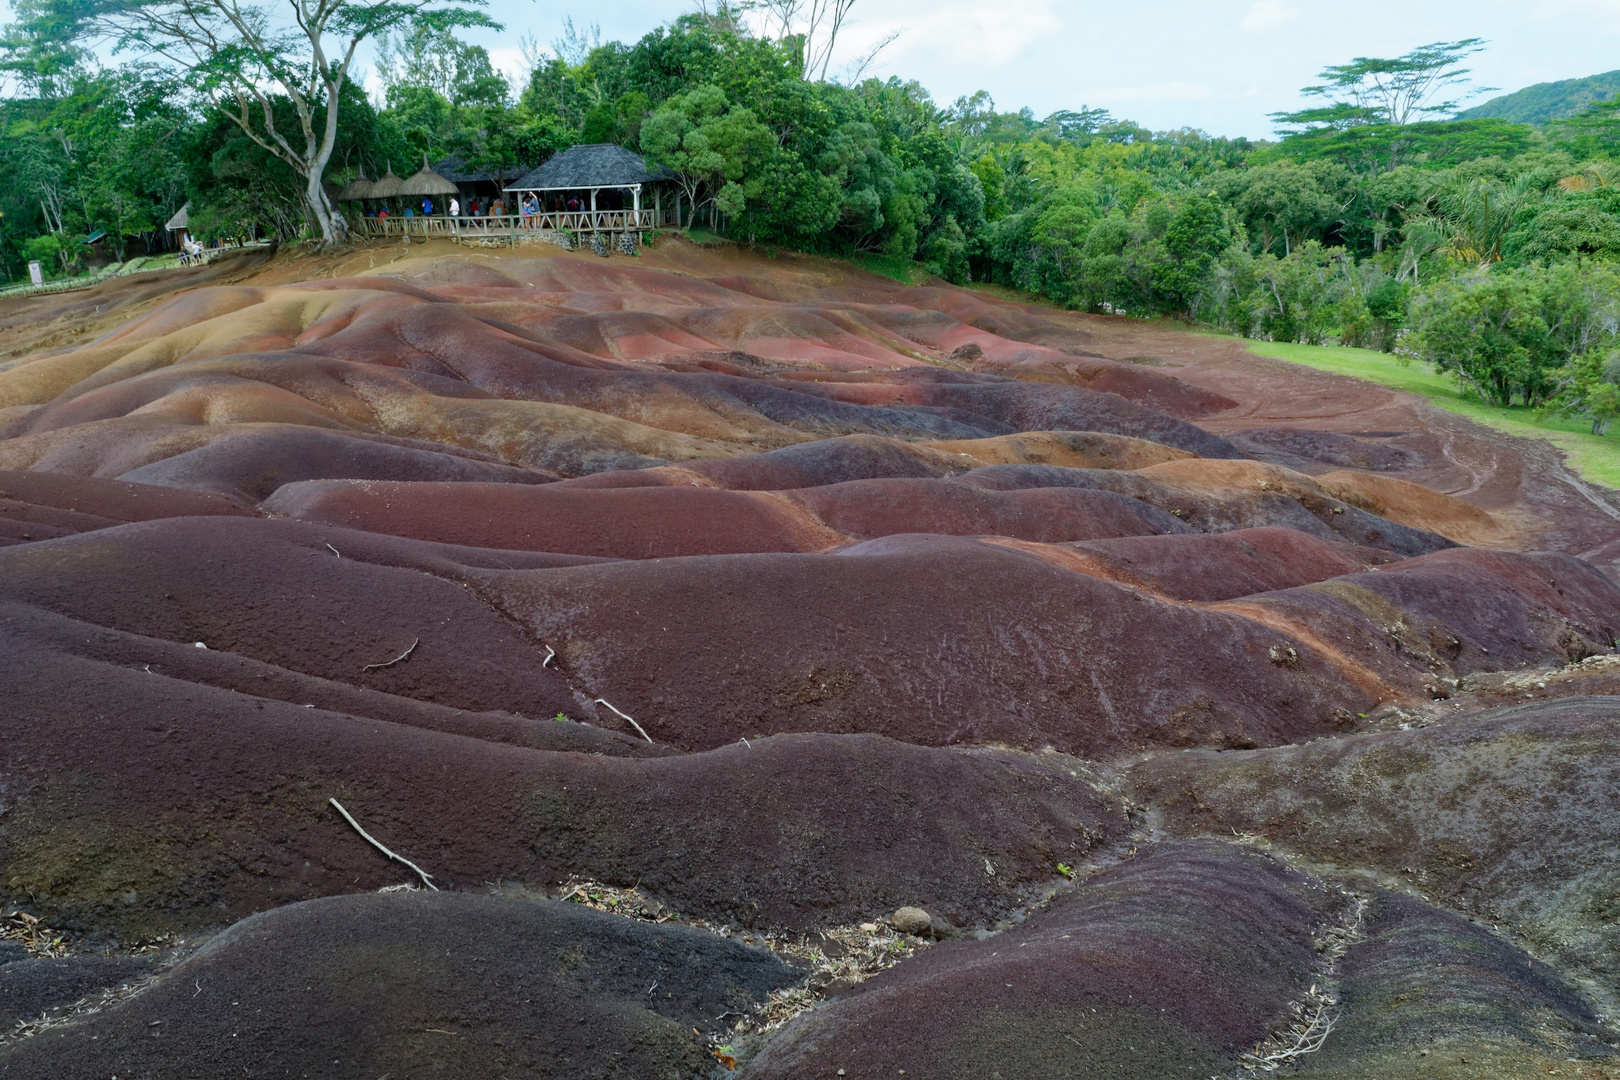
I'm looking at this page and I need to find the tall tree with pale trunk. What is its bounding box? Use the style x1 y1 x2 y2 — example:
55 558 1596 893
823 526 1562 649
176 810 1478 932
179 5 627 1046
4 0 495 246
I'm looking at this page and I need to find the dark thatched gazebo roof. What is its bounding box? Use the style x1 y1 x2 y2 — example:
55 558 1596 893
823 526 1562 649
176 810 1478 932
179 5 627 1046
367 164 405 199
335 174 375 201
505 144 673 193
432 153 531 186
399 154 459 197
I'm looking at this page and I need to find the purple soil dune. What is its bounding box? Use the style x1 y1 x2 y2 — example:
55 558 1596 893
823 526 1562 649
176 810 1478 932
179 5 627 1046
1294 892 1615 1079
555 433 963 489
0 597 1127 936
0 892 800 1080
743 841 1344 1080
265 475 1191 556
521 733 1129 929
0 469 254 545
788 477 1191 543
1128 696 1620 1016
1230 427 1420 472
481 532 1378 753
0 249 1615 1079
118 423 555 500
0 956 160 1028
1229 548 1620 692
0 516 580 717
1069 527 1396 600
958 464 1458 556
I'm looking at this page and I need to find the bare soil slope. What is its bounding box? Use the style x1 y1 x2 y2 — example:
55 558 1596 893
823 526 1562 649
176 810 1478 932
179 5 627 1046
0 239 1614 1079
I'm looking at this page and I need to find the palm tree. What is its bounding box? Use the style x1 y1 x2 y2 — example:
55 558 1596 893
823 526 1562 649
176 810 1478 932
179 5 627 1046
1404 173 1543 266
1557 161 1620 193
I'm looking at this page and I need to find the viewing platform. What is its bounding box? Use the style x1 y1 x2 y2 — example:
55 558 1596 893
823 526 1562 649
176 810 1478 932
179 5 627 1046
349 208 669 242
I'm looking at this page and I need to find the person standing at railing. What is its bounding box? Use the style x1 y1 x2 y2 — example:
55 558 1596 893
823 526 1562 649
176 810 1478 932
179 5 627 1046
449 197 460 218
422 197 434 217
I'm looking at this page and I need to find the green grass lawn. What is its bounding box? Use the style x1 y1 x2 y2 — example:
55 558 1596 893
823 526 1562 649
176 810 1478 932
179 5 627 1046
846 251 934 285
1246 340 1620 490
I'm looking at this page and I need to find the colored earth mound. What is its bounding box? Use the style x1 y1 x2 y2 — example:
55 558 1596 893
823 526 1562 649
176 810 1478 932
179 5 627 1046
0 240 1615 1078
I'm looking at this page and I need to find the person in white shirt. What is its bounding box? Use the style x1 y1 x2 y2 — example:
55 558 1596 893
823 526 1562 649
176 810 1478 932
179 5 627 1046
449 198 460 218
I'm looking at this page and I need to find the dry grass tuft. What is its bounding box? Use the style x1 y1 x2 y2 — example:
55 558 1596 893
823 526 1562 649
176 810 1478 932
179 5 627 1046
547 877 931 1053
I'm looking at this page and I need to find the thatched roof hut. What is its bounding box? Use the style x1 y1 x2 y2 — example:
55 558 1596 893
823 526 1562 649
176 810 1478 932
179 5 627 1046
432 153 530 187
398 154 458 198
335 174 375 201
367 164 405 199
505 144 672 194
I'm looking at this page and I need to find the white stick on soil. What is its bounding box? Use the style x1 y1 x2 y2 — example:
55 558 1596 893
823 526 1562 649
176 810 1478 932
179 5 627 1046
361 638 418 672
594 698 653 743
328 798 438 891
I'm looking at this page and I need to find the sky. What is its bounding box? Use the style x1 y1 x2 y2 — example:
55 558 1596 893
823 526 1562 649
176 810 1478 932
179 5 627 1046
443 0 1620 139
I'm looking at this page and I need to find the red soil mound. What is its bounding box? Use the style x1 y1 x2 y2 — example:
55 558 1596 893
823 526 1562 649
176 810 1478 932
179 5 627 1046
555 433 964 489
0 516 577 717
0 604 1121 937
0 469 254 545
789 478 1191 544
265 480 848 557
744 841 1342 1080
956 463 1458 556
1068 527 1395 600
0 892 800 1080
481 533 1376 753
522 733 1129 930
1223 548 1620 694
118 423 554 500
266 475 1189 556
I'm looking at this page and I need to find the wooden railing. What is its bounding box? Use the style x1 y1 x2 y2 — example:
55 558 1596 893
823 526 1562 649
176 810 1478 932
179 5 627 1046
349 208 667 240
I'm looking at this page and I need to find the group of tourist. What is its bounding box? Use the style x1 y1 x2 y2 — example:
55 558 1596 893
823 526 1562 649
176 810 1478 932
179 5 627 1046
355 192 625 231
360 194 557 220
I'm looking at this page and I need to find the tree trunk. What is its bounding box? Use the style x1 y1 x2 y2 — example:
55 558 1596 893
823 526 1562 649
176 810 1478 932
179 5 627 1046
300 80 348 248
305 169 347 247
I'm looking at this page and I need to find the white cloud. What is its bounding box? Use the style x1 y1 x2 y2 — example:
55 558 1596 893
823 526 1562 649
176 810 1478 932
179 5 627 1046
488 45 530 91
1239 0 1301 32
843 0 1062 71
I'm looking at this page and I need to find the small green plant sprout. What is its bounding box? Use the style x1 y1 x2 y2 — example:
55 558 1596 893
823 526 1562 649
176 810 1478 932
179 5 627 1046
1056 863 1074 878
555 712 570 722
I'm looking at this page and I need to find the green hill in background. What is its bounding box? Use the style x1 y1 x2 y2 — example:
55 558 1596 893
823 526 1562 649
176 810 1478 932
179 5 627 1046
1458 69 1620 125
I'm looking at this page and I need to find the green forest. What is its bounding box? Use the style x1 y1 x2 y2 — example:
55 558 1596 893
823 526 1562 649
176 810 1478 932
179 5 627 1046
3 5 1620 434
